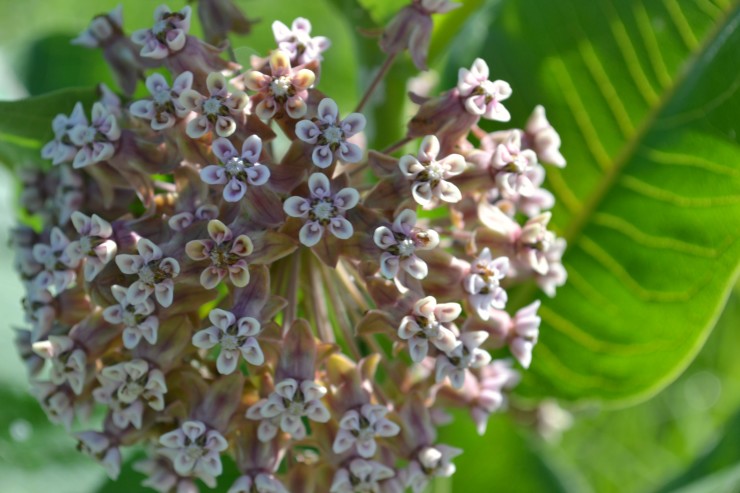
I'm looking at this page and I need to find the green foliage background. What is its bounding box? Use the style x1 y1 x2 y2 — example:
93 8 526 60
0 0 738 492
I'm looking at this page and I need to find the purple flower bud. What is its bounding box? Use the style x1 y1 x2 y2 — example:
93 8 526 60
380 0 460 70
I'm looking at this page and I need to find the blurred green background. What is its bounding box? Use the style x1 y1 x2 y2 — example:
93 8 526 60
0 0 739 492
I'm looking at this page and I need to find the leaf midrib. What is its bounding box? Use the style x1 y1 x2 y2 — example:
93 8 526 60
511 0 740 309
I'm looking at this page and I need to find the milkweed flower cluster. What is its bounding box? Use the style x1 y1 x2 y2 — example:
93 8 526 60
13 2 568 492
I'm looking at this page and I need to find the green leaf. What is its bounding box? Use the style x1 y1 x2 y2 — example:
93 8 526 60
661 463 740 493
548 285 740 493
469 0 740 403
654 409 740 493
436 410 576 493
0 86 97 168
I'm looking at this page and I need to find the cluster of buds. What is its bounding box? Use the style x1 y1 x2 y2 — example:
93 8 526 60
13 1 568 492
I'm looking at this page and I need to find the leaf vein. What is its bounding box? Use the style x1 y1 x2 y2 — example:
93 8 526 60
663 0 701 49
619 175 740 206
642 147 740 177
604 0 660 105
578 236 694 302
592 212 721 257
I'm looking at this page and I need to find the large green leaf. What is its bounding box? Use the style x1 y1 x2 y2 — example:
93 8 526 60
467 0 740 403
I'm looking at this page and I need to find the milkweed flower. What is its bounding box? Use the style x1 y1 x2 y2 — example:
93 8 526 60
115 237 180 307
179 72 249 138
17 4 568 490
132 5 192 59
272 17 330 65
130 72 194 130
200 136 271 202
185 219 254 288
295 98 366 168
374 209 439 280
192 308 264 374
399 135 465 207
283 173 359 247
245 50 315 120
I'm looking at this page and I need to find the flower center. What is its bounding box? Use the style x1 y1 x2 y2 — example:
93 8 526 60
203 97 223 115
221 333 240 351
152 19 169 35
153 89 171 105
271 76 293 98
138 265 156 285
84 127 97 143
311 199 336 221
397 238 416 257
287 400 305 415
185 444 204 462
122 309 139 327
79 236 93 255
322 125 343 145
224 157 247 176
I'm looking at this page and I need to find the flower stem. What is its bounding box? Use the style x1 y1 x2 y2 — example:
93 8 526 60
381 136 413 155
355 53 397 113
284 251 301 331
311 262 336 344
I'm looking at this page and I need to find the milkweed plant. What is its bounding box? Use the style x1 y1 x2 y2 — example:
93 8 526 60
12 1 568 491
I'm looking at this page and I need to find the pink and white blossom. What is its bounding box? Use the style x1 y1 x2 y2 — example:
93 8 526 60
398 296 460 363
525 105 566 167
272 17 330 65
295 98 366 168
373 209 439 280
399 135 465 207
185 219 254 289
159 420 228 480
405 445 462 493
457 58 512 121
491 130 539 197
132 5 192 59
245 50 315 120
192 308 264 374
103 285 159 349
247 378 330 441
435 331 491 389
68 102 120 168
200 136 270 202
330 459 395 493
130 72 194 130
179 72 249 138
92 359 168 429
65 212 118 282
168 204 220 231
32 227 78 293
464 247 509 320
333 404 400 458
115 237 180 307
283 173 359 247
41 102 87 165
32 335 87 395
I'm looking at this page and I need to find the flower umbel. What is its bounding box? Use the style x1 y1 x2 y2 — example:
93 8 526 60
17 3 569 491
